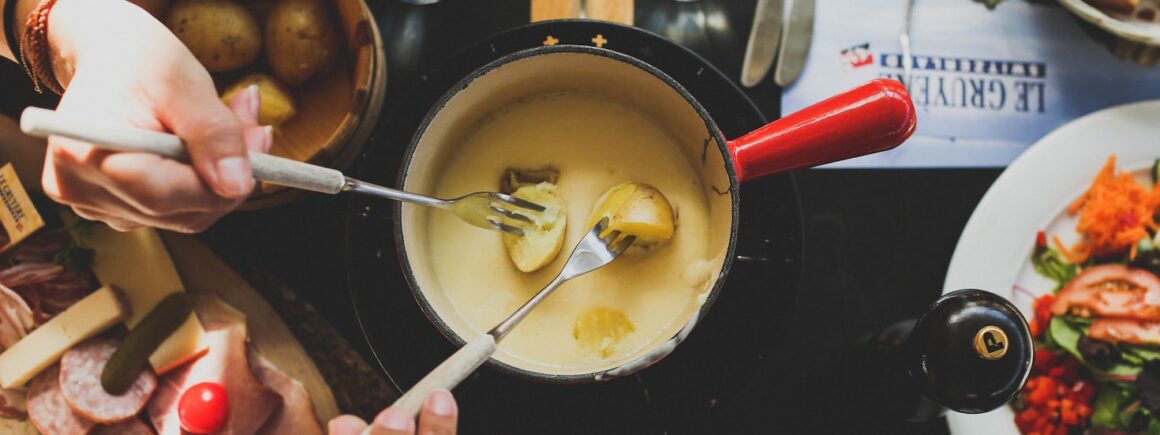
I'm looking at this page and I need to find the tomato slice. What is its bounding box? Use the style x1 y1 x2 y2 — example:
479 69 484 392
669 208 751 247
1090 318 1160 345
178 382 229 434
1050 264 1160 319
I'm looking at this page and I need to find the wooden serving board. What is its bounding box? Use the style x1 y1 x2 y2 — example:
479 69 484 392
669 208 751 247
161 233 340 424
0 232 339 434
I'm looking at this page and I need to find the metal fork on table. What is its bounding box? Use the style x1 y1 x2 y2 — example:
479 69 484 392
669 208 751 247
18 107 544 236
376 218 635 421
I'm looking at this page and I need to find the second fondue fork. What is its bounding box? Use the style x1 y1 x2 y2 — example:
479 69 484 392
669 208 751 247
20 107 545 236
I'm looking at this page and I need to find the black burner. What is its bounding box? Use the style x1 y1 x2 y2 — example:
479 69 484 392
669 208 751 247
345 21 802 433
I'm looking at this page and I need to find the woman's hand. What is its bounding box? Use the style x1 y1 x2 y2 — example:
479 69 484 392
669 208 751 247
328 390 459 435
39 0 270 232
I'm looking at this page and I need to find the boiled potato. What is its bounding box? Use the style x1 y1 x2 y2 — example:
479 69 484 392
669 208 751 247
220 73 297 127
127 0 170 19
502 182 567 273
265 0 340 85
166 0 262 72
587 182 675 253
573 307 635 358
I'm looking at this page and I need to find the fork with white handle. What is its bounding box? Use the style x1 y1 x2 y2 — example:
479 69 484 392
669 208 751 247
375 218 635 425
18 107 544 236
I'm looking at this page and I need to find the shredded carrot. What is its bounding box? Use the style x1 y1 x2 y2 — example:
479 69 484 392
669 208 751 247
1061 155 1160 262
1053 235 1090 264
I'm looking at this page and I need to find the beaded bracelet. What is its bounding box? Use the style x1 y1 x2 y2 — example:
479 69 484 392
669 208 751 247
19 0 62 94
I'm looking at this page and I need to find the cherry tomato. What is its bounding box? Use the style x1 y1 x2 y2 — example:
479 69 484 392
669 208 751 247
178 382 229 434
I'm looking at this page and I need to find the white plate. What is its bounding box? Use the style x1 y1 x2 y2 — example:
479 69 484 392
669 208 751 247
1059 0 1160 46
942 100 1160 435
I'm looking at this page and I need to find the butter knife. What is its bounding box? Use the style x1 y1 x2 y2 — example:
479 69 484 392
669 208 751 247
774 0 815 87
740 0 783 88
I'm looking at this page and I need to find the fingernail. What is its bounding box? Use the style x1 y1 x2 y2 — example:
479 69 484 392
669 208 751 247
426 389 455 417
243 127 267 153
262 125 274 153
246 84 261 122
215 156 252 197
375 408 413 432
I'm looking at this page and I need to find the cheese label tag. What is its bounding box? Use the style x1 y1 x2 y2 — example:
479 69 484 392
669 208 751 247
0 163 44 253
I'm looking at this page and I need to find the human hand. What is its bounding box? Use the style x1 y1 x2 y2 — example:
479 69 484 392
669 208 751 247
39 0 271 232
328 390 458 435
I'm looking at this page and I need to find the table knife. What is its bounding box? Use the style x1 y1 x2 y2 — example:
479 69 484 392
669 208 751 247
774 0 815 87
740 0 783 88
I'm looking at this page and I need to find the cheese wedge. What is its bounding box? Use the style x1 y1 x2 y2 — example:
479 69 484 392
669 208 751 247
0 286 125 388
85 226 208 374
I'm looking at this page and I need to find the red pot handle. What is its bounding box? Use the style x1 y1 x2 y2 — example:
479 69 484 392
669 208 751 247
727 78 916 182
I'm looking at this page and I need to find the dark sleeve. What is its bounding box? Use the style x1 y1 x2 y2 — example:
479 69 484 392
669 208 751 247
3 0 19 62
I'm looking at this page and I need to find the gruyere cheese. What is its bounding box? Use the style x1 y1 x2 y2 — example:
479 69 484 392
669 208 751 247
85 226 208 373
0 286 125 388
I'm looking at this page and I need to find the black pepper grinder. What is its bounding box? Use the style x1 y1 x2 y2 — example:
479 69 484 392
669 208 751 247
836 289 1033 428
907 289 1034 414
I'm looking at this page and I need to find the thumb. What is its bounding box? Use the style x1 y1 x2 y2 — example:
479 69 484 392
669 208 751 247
160 83 254 199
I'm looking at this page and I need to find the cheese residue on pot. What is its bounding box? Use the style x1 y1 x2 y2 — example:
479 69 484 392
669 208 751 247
426 92 714 372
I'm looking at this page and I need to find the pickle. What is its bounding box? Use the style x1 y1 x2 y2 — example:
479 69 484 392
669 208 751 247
100 292 193 394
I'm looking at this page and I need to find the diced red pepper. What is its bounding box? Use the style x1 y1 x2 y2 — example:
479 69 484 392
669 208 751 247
1033 349 1058 372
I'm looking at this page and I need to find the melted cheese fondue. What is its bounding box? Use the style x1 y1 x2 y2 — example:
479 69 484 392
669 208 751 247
427 92 714 371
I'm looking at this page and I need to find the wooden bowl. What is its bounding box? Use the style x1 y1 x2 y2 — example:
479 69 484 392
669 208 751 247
231 0 387 209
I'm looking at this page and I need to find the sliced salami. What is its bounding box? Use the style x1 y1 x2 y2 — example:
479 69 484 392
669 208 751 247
60 338 157 423
26 365 96 435
91 417 156 435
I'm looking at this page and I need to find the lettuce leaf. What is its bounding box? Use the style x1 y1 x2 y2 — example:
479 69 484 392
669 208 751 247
1031 245 1079 293
1092 385 1134 429
1048 317 1142 376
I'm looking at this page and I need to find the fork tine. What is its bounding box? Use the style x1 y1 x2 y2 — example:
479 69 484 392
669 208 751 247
602 230 622 244
488 218 525 236
490 206 534 224
492 193 547 212
593 217 609 234
611 236 636 255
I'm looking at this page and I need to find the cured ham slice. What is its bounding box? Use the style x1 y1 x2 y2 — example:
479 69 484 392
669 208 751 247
1 263 94 320
0 231 97 323
0 283 34 352
1090 318 1160 345
251 353 324 435
1051 264 1160 319
0 387 26 420
147 321 280 435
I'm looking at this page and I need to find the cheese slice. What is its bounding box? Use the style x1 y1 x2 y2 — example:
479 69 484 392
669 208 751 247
85 226 208 374
0 286 125 388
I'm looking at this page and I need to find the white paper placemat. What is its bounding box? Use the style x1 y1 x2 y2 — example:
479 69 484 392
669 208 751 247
781 0 1160 168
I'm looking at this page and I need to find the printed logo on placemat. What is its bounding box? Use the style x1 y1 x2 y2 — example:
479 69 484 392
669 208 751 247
840 43 874 70
880 53 1047 114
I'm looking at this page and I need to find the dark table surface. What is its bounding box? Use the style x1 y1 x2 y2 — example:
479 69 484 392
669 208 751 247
205 1 1003 433
0 1 1012 433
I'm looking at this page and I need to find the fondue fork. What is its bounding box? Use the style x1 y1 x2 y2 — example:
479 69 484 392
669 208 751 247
382 218 635 420
19 107 544 236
